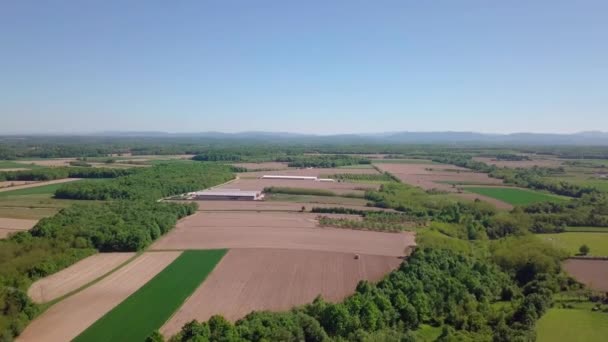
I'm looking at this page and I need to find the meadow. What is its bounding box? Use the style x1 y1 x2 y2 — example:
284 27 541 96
464 186 567 206
73 249 226 342
536 232 608 256
536 308 608 342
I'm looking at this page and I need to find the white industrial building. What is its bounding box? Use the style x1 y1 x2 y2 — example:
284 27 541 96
190 189 264 201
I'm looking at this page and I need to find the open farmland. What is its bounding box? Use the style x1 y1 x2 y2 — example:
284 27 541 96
231 162 289 170
473 156 563 168
465 186 567 206
151 211 414 256
161 248 403 336
28 253 136 303
238 167 379 179
17 252 181 342
214 177 378 195
373 163 512 209
0 218 38 238
538 233 608 256
181 199 392 212
0 178 80 194
562 259 608 292
536 308 608 342
74 250 225 342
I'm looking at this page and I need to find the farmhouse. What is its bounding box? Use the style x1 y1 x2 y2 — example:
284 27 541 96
191 190 264 201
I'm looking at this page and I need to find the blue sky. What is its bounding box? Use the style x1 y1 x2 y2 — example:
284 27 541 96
1 0 606 134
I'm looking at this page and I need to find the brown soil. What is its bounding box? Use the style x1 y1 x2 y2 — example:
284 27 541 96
374 163 511 209
28 253 136 303
150 211 414 256
17 252 181 342
160 248 404 336
231 162 290 170
0 218 38 238
0 181 35 189
0 178 81 193
473 157 563 168
214 178 377 195
563 258 608 292
175 200 394 212
239 167 379 178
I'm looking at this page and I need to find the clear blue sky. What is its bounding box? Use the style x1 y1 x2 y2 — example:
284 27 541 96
1 0 606 134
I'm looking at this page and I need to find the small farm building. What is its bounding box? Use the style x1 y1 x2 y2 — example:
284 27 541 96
192 190 264 201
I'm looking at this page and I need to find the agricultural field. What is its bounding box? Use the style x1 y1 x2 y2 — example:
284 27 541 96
161 248 402 336
0 217 38 238
0 178 80 195
214 177 378 196
74 250 225 342
182 199 390 212
237 167 380 179
373 162 512 209
562 259 608 292
28 253 136 303
564 226 608 232
231 162 289 170
18 252 181 342
472 156 563 168
536 308 608 342
151 211 413 256
537 233 608 256
464 186 567 206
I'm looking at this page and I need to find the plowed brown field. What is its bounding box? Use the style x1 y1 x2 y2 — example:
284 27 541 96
160 248 403 336
28 252 136 303
150 211 413 256
473 157 563 168
563 258 608 292
214 178 377 195
0 218 38 238
374 163 511 209
17 252 181 342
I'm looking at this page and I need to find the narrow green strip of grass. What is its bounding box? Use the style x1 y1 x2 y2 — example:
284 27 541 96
465 187 567 206
73 249 227 342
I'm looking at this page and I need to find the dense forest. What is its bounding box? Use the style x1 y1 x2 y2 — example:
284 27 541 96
0 163 234 340
0 167 137 181
54 163 234 200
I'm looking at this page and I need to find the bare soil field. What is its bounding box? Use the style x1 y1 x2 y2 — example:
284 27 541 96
151 211 414 256
28 252 136 303
161 248 403 336
17 252 181 342
0 181 35 189
231 162 290 170
177 200 393 212
563 259 608 292
374 163 511 209
473 157 563 168
0 218 38 238
0 178 80 193
239 167 379 178
15 158 77 167
214 178 378 195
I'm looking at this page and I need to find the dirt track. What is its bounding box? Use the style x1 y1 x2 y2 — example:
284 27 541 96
0 218 38 238
150 211 414 256
0 178 80 193
563 259 608 292
17 252 181 342
160 248 403 336
28 253 136 303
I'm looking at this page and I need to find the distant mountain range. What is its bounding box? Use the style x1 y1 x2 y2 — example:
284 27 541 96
4 131 608 145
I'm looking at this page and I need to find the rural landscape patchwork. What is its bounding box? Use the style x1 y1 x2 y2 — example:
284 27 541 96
0 137 607 341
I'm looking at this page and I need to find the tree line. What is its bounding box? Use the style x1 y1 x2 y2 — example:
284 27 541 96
0 167 137 182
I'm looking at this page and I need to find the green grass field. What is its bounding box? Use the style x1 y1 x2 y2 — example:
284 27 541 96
536 232 608 256
536 308 608 342
73 249 226 342
0 183 70 197
565 226 608 233
464 186 567 205
0 161 40 169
